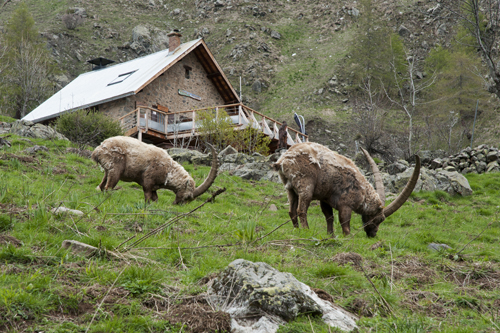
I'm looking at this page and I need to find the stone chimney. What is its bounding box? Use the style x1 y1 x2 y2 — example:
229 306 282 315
167 29 182 53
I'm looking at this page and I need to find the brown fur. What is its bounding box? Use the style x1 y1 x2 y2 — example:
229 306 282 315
273 142 386 237
91 136 217 204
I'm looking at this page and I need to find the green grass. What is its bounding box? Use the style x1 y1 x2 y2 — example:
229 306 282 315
1 136 500 332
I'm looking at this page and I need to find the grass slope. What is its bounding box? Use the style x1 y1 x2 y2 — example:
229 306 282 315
0 136 499 332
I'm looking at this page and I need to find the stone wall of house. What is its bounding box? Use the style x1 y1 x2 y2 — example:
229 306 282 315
99 52 227 120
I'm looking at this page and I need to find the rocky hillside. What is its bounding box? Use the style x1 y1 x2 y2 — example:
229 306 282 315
1 0 498 153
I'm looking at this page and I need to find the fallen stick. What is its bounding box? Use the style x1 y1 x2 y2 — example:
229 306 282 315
120 188 226 252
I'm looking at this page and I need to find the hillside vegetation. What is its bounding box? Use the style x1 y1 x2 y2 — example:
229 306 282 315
1 0 500 156
0 136 499 332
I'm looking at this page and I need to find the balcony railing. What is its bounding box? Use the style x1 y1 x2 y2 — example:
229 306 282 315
118 103 308 145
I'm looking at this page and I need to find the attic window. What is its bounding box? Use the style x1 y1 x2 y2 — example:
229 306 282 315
184 65 192 79
107 70 137 86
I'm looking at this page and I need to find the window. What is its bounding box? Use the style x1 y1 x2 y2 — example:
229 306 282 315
107 70 137 86
184 65 192 79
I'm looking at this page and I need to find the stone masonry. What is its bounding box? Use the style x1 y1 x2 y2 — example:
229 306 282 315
99 52 226 119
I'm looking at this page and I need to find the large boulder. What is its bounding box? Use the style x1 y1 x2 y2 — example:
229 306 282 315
208 259 358 333
167 148 212 166
9 120 68 141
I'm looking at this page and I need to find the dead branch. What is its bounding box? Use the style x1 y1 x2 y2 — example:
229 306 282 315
120 187 226 252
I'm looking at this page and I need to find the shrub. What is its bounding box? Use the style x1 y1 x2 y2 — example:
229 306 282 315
197 109 271 155
55 109 123 148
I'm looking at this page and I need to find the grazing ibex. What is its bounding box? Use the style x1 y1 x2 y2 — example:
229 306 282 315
91 136 218 204
273 142 420 237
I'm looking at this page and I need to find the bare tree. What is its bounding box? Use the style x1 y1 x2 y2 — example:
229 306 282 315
384 42 437 157
7 40 53 119
456 0 500 98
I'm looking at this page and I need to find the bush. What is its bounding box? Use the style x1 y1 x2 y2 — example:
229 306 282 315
197 109 271 155
55 109 123 148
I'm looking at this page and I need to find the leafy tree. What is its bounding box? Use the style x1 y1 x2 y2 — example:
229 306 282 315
197 108 236 152
197 109 271 155
0 3 55 119
55 109 124 148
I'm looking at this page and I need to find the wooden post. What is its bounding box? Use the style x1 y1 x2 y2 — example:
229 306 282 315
164 110 168 134
238 104 242 124
192 110 196 134
216 107 219 120
145 109 150 132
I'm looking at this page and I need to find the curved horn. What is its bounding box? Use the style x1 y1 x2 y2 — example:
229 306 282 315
383 155 421 218
361 148 386 204
192 143 219 199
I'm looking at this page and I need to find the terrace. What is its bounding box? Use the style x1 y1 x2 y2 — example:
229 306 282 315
119 103 308 151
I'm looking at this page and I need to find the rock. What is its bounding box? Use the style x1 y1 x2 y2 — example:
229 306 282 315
69 7 87 17
24 145 48 154
219 145 238 159
51 206 84 216
208 259 358 332
436 170 473 196
398 25 411 37
436 23 447 36
270 30 281 39
444 166 456 172
232 167 267 181
430 158 443 169
487 151 499 162
61 240 97 257
223 153 255 164
252 80 262 93
0 137 11 148
487 161 500 173
269 204 277 211
0 122 12 135
9 120 68 141
167 148 210 164
428 243 451 251
386 161 407 175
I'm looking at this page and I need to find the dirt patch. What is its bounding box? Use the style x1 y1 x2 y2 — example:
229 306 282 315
86 284 130 304
0 234 22 247
345 298 373 317
331 252 363 268
312 288 335 304
0 153 36 163
165 297 231 333
442 262 500 290
392 257 436 286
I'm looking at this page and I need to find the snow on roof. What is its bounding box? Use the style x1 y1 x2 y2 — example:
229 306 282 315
23 39 202 123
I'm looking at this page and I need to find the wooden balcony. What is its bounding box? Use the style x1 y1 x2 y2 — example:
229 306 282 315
118 103 308 151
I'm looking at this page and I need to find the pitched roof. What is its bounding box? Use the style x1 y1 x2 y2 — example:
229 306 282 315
24 38 239 123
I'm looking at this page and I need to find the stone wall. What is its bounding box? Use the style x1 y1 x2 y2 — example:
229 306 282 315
100 52 227 119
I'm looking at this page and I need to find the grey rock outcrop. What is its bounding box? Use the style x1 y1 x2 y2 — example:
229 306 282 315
369 166 473 197
167 148 212 166
9 120 68 141
0 122 11 135
208 259 358 332
427 145 500 174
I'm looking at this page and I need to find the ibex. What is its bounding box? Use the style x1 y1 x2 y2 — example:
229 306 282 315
273 142 420 237
91 136 218 204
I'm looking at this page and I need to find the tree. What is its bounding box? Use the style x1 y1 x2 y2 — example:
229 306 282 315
383 35 437 157
455 0 500 98
348 0 394 90
0 3 55 119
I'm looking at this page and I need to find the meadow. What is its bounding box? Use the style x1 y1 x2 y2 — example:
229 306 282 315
0 135 499 332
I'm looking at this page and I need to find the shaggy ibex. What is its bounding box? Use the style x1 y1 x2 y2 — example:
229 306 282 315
273 142 420 237
91 136 218 204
